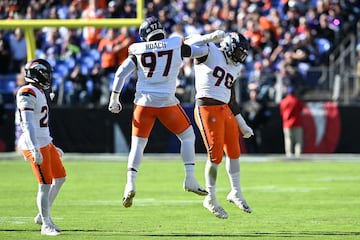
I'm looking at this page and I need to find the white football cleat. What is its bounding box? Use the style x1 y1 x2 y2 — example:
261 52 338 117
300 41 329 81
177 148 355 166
34 213 61 232
122 184 136 208
203 195 228 219
41 224 60 236
183 177 208 196
226 190 252 213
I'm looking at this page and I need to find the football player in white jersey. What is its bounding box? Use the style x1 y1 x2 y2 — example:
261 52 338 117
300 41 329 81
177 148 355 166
16 59 66 236
185 32 254 219
108 17 225 208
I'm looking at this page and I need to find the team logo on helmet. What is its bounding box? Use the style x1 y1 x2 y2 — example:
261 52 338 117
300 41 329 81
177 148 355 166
220 32 249 65
24 59 52 89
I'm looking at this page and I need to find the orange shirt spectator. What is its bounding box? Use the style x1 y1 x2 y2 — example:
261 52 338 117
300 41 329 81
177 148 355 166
82 1 104 47
243 19 263 49
115 27 135 65
98 28 118 72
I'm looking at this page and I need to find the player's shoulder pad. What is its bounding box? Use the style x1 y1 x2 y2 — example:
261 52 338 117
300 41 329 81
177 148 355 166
18 85 37 98
128 42 138 55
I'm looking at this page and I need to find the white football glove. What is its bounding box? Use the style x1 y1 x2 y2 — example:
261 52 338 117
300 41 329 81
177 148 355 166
56 146 64 158
32 149 43 165
203 30 226 44
108 91 122 113
235 114 254 139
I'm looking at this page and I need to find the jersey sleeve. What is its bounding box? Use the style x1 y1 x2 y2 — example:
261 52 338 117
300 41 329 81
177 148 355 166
111 56 136 93
17 87 37 110
16 87 38 150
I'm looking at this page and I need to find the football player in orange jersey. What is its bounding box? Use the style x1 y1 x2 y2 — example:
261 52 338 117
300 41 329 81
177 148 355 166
108 17 225 208
185 32 254 219
16 59 66 235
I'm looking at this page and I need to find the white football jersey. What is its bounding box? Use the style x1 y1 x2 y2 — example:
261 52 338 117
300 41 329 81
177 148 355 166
16 85 52 150
128 36 184 107
194 42 242 103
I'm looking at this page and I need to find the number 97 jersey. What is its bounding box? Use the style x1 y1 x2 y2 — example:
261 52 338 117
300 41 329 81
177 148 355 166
194 42 242 104
128 36 184 95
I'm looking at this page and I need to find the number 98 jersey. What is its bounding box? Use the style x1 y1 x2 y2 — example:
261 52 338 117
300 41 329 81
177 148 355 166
194 42 242 104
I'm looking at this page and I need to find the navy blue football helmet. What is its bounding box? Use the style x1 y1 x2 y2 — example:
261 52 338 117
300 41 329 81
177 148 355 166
220 32 249 65
139 17 166 41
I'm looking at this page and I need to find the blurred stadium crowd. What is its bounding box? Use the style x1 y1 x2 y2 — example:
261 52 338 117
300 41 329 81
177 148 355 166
0 0 359 107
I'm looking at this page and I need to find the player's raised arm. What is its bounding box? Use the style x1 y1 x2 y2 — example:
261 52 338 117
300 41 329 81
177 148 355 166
184 30 226 46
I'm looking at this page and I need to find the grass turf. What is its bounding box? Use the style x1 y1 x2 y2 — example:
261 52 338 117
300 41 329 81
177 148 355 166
0 155 359 239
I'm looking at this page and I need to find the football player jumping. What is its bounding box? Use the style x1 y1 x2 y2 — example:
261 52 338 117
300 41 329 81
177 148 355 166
185 32 254 219
108 17 226 208
16 59 66 235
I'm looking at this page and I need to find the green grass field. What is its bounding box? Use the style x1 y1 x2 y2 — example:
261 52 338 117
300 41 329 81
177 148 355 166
0 154 359 240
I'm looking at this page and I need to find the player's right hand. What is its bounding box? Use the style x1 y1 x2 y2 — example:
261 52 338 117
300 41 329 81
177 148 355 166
32 149 43 165
108 100 122 113
210 30 226 43
108 92 122 113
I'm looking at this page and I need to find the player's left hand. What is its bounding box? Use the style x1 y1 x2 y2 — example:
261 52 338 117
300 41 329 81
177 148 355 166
235 113 254 138
32 149 43 165
240 125 254 138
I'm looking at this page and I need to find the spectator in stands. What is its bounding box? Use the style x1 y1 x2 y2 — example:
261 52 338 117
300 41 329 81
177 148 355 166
97 28 122 104
98 28 120 74
106 1 120 18
248 60 276 101
115 27 136 66
305 7 319 32
67 1 83 19
279 86 305 158
42 31 62 61
60 29 82 59
0 30 12 74
282 6 300 34
243 19 263 56
9 28 27 73
158 8 176 34
65 64 90 105
280 56 305 90
176 58 195 103
81 0 105 49
183 12 204 36
57 0 70 19
241 83 271 153
119 0 137 18
312 13 336 60
89 63 109 106
169 22 185 38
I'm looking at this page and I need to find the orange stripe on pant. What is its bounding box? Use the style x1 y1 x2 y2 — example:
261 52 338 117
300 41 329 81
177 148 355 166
194 104 241 164
132 104 191 137
22 143 66 184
